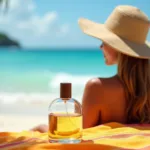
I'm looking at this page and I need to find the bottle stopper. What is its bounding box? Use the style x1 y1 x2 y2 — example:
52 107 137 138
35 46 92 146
60 83 72 98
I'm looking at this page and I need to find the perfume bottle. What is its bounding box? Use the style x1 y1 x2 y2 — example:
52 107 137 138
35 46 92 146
48 83 82 143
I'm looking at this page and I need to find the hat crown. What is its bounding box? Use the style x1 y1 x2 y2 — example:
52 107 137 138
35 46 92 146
105 5 150 44
117 5 149 21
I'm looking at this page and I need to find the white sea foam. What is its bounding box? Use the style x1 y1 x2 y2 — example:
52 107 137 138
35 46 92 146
0 72 96 105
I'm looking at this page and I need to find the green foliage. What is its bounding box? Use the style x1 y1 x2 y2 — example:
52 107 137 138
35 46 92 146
0 0 8 13
0 33 21 48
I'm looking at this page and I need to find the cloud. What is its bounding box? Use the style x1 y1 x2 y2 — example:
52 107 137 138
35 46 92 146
17 12 58 36
0 0 69 47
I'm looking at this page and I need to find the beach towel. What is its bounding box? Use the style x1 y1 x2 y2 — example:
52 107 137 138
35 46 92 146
0 122 150 150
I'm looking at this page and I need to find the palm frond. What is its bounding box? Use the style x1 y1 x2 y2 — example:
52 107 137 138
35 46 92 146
0 0 3 5
0 0 8 13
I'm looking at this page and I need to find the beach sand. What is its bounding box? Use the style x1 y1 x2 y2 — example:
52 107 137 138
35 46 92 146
0 114 48 132
0 104 48 132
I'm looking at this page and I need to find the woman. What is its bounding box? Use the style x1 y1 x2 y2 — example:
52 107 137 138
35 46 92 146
31 5 150 132
79 5 150 128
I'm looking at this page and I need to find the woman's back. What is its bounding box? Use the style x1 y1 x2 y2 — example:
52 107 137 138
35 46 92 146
82 75 127 128
98 76 126 123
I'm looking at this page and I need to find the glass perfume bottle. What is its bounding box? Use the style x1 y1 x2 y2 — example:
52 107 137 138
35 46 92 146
48 83 82 143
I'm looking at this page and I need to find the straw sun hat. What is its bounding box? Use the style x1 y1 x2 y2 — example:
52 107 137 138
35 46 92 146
78 5 150 59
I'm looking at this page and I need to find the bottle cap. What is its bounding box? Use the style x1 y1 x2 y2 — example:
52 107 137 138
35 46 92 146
60 83 72 98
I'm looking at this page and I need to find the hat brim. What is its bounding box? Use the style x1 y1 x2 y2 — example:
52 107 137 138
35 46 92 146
78 18 150 59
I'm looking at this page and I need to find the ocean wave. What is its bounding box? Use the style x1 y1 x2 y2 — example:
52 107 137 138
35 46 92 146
49 72 94 93
0 72 96 104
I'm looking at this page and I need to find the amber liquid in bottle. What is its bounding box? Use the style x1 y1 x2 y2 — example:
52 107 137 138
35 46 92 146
49 113 82 142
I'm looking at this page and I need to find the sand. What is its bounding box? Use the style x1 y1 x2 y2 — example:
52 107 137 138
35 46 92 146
0 103 48 132
0 114 48 132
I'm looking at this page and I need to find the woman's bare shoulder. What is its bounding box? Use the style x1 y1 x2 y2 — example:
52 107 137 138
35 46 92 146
85 75 125 104
86 75 124 90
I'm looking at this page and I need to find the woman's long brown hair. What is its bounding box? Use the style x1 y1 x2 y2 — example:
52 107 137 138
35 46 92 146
118 53 150 123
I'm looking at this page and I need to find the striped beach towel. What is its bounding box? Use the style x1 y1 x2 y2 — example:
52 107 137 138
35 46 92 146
0 122 150 150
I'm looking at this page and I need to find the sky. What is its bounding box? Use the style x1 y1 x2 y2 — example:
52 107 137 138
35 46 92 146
0 0 150 48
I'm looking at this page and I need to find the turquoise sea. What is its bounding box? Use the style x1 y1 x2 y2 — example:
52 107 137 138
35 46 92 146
0 48 117 114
